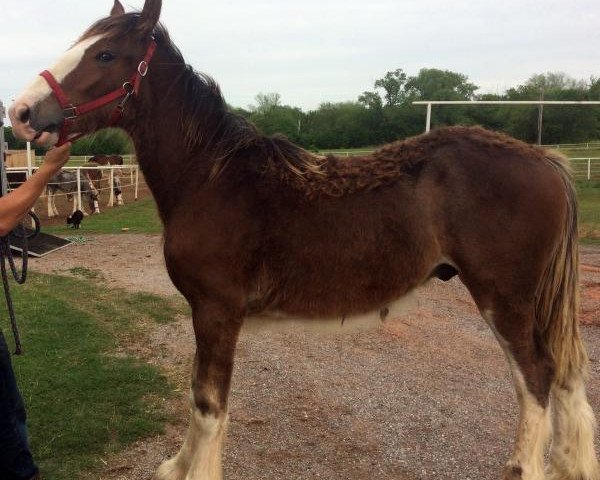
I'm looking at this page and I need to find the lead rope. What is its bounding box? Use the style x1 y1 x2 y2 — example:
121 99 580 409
0 211 40 354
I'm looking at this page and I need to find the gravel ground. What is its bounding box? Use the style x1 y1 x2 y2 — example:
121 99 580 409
29 237 600 480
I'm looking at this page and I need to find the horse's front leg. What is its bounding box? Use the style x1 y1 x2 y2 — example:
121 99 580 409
155 298 244 480
51 192 60 217
115 178 124 206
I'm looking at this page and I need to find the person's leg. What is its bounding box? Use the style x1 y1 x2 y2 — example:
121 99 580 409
0 331 38 480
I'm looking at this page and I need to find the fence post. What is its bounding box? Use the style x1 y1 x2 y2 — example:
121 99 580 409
134 166 139 201
108 168 115 207
76 168 83 211
425 103 432 133
588 159 592 181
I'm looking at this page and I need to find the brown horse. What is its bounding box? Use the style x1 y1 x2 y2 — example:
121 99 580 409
87 154 125 207
8 1 599 479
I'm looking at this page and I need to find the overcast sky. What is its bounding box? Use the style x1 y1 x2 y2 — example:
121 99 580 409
1 0 599 117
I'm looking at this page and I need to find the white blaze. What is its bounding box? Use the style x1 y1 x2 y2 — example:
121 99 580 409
15 35 104 108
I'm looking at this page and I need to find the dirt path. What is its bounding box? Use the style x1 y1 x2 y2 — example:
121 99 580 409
29 238 600 480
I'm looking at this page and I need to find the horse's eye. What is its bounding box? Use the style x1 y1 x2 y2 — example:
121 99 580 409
96 51 116 63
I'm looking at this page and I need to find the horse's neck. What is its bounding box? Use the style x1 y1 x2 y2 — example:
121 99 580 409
126 59 223 214
128 123 187 214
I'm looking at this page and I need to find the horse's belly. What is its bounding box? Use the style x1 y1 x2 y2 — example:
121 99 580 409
245 290 418 333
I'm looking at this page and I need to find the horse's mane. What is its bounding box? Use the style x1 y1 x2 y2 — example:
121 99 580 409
80 15 543 199
81 14 324 182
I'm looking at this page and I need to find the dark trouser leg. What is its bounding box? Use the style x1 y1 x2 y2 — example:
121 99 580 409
0 331 38 480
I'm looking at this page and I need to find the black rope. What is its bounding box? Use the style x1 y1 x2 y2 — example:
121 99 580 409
0 211 40 355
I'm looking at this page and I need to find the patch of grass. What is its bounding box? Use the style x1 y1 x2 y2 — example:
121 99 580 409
44 197 163 235
577 182 600 244
8 273 186 480
123 291 190 325
67 266 104 280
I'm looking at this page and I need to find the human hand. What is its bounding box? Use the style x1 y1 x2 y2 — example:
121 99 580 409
42 143 71 171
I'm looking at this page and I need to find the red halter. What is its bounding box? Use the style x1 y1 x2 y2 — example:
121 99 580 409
39 39 157 147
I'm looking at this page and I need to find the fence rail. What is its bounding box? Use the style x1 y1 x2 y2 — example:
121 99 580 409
570 158 600 181
6 165 140 212
33 154 137 166
542 142 600 150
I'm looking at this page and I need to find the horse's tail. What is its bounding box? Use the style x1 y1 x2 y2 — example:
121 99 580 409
536 151 586 386
537 150 600 480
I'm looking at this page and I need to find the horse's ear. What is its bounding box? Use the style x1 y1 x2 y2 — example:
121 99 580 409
110 0 125 16
138 0 162 35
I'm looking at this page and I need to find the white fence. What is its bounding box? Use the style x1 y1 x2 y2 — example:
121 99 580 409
33 154 137 166
570 158 600 181
7 164 140 213
542 142 600 151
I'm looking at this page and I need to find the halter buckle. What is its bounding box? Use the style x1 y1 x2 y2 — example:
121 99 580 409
63 105 78 120
138 61 149 77
117 82 135 110
123 82 134 95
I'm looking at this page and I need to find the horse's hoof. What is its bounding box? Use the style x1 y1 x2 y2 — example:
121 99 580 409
154 458 186 480
502 465 524 479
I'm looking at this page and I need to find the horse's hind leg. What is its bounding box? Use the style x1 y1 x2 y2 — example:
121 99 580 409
47 191 54 218
154 298 243 480
479 303 553 480
549 372 599 480
547 345 598 478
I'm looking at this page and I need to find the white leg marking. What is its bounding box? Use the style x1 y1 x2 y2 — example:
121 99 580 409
155 391 227 480
117 193 124 206
47 194 54 218
482 310 550 479
51 194 60 217
184 409 227 480
548 376 599 480
94 200 100 214
506 362 550 479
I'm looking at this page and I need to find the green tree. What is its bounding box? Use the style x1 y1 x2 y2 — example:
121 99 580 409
404 68 478 128
303 102 377 149
247 93 304 143
405 68 478 101
374 69 407 107
252 92 282 113
503 72 600 143
358 91 383 110
70 128 133 156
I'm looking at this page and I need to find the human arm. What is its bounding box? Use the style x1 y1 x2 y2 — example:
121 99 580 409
0 143 71 236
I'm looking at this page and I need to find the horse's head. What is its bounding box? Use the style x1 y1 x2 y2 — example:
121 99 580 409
9 0 162 148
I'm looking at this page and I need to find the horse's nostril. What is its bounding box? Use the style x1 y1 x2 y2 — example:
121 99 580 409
18 105 30 124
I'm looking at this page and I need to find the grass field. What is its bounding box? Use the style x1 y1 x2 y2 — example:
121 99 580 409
10 272 187 480
45 197 163 235
578 182 600 244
